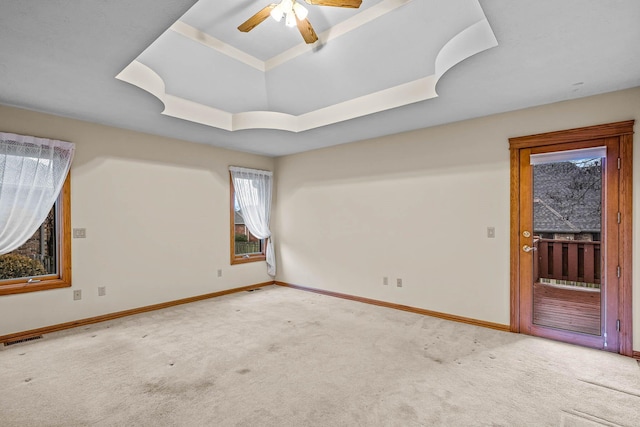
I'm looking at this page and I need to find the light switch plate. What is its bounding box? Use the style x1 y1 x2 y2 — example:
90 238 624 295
73 228 86 238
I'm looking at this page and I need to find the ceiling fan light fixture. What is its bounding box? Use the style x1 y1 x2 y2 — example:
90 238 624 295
270 4 284 22
293 2 308 20
281 0 293 12
239 0 360 44
285 10 297 27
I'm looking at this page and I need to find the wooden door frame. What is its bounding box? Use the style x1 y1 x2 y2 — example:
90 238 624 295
509 120 634 357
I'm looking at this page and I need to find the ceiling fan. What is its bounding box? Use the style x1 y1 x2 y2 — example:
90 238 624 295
238 0 362 44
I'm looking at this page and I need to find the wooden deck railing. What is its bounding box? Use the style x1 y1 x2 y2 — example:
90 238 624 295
235 241 261 255
534 238 601 284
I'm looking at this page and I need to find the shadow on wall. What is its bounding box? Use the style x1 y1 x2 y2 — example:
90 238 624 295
39 115 276 191
275 117 509 192
0 105 273 186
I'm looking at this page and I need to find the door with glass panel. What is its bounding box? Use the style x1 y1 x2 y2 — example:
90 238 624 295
518 140 620 351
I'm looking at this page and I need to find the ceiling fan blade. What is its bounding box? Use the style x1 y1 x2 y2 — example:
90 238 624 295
304 0 362 8
238 4 277 32
296 17 318 44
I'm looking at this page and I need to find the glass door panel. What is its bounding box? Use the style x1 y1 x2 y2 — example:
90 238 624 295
531 154 603 335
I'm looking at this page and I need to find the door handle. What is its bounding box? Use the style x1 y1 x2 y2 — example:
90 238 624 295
522 245 537 253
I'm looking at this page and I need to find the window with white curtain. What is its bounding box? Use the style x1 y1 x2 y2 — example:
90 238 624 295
0 132 74 295
229 167 275 276
233 194 265 257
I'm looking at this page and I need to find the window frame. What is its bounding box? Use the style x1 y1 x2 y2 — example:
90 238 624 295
229 172 266 265
0 173 71 295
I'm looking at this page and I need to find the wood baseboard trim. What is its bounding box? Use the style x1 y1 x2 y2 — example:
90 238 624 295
633 351 640 361
0 281 274 344
275 281 511 332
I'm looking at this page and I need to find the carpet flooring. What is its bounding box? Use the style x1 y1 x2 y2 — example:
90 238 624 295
1 285 639 426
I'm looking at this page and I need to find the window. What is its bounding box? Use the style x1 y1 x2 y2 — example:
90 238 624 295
230 173 266 264
0 174 71 295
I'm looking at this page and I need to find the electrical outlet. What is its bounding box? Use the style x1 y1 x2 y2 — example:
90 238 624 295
397 278 403 288
383 276 388 286
217 269 223 278
73 228 86 239
487 227 495 238
73 290 82 300
98 286 106 296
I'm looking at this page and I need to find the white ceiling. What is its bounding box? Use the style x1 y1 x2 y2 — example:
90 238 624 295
118 0 498 133
0 0 639 157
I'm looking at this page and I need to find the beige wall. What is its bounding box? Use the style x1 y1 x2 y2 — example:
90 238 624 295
2 87 639 352
0 106 274 336
274 87 640 351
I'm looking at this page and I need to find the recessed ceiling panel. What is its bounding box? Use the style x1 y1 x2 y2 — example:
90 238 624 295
265 0 484 115
116 0 498 132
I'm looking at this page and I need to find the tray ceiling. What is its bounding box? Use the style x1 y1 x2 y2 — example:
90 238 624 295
0 1 639 156
117 0 497 132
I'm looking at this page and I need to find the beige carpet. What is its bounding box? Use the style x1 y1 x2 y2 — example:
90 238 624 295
1 285 639 426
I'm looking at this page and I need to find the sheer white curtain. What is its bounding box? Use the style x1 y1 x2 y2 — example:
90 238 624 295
0 132 75 255
230 166 275 277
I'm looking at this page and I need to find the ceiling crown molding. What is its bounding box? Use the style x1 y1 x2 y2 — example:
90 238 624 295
116 0 497 132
